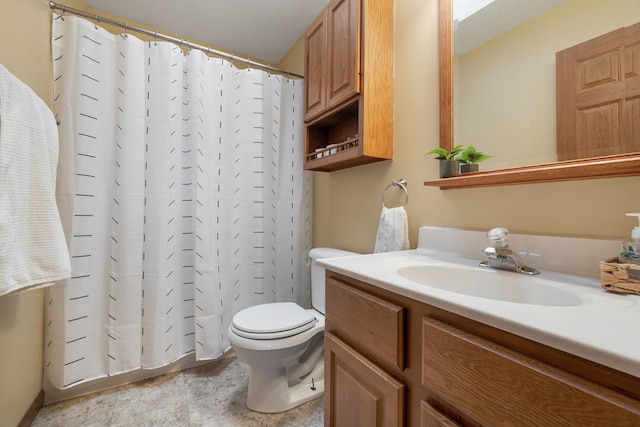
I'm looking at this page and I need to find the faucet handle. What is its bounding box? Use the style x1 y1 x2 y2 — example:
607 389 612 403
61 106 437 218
487 227 510 248
483 246 497 257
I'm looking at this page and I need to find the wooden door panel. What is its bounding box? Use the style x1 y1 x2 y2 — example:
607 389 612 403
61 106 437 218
624 95 640 153
624 23 640 152
557 23 640 160
577 101 621 158
625 40 640 81
578 50 621 92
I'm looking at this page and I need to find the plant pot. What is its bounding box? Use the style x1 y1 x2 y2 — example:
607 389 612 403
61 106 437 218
460 163 479 174
440 160 459 178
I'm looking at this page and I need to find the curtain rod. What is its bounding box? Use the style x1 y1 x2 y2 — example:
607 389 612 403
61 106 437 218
49 1 304 79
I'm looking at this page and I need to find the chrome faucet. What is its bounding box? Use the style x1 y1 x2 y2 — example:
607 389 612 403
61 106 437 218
479 227 540 275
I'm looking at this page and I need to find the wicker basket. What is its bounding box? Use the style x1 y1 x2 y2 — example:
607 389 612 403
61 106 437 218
600 257 640 295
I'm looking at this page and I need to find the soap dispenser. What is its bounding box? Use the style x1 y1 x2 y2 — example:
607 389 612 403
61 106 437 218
619 213 640 265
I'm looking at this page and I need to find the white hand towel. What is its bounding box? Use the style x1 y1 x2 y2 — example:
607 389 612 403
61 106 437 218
0 64 71 296
374 206 410 253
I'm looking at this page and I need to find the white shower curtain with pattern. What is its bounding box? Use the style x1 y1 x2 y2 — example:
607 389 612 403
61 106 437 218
46 14 311 389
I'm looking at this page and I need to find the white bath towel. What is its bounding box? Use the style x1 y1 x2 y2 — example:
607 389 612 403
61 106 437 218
0 64 70 297
374 206 410 253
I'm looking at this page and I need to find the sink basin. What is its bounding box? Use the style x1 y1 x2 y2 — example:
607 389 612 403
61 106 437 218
396 263 583 306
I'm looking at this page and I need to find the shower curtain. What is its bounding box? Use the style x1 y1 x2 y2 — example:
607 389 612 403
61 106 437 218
46 14 311 389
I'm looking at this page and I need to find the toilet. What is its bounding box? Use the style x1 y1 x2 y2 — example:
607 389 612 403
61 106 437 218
228 247 357 413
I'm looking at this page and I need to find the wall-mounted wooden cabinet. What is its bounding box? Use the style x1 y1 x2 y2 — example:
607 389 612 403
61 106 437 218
303 0 393 172
325 271 640 426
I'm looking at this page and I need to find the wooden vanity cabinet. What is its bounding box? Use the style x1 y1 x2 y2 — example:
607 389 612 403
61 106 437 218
324 277 406 426
303 0 393 172
324 270 640 426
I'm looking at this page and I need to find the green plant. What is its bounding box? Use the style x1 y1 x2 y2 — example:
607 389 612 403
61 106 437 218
621 245 640 260
425 144 465 161
457 145 492 164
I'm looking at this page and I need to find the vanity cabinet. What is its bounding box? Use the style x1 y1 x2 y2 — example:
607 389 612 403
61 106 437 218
324 277 406 426
324 271 640 426
303 0 393 172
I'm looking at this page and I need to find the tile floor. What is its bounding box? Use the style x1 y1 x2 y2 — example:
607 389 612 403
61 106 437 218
31 357 324 427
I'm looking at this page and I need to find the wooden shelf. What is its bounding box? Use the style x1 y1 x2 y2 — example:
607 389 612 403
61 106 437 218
305 137 360 161
424 154 640 189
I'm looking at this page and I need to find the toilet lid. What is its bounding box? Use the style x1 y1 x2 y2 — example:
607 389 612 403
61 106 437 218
231 302 317 339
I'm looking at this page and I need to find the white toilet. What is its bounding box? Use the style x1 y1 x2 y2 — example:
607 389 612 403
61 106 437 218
228 247 356 413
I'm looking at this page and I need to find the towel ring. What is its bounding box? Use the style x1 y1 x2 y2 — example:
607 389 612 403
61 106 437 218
381 179 408 209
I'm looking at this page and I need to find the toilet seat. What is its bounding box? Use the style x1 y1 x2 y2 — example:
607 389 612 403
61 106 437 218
231 302 317 340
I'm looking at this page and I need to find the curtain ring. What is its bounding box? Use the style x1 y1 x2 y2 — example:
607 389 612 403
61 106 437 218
94 13 99 29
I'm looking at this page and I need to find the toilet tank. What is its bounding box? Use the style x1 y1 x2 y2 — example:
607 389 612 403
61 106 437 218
309 248 358 315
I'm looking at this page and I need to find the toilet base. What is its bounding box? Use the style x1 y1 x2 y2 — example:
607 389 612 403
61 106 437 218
245 357 324 413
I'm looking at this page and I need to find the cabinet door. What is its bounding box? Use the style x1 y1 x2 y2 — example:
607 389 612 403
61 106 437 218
304 11 327 120
326 0 360 110
325 332 405 427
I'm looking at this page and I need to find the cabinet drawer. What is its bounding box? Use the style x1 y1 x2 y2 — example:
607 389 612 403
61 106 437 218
326 277 405 370
422 317 640 426
420 401 460 427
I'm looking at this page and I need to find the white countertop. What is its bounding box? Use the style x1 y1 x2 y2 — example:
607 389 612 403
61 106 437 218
318 249 640 379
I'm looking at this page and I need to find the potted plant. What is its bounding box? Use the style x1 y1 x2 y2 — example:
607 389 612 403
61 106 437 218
425 144 465 178
457 145 492 173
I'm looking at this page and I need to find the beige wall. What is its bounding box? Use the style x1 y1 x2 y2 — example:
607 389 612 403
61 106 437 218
0 1 86 425
311 0 640 255
278 35 305 77
0 291 45 427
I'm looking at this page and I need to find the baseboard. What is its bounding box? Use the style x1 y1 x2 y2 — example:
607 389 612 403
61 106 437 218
18 389 44 427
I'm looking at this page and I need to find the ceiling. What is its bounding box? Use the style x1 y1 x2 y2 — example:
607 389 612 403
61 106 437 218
455 0 567 55
86 0 330 65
